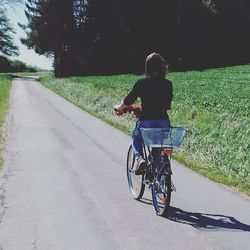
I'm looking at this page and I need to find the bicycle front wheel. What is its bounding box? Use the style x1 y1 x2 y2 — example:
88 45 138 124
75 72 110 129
126 145 145 200
151 174 171 216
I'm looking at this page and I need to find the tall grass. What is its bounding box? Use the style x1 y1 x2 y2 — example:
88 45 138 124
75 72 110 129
0 75 12 168
40 65 250 195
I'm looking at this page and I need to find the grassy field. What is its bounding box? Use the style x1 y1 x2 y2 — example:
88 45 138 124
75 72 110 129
39 65 250 195
0 75 12 168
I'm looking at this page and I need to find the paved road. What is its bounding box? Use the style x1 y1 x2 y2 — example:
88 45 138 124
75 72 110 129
0 78 250 250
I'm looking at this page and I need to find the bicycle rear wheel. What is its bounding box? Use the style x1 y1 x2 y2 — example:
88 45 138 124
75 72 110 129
151 174 171 215
126 145 145 200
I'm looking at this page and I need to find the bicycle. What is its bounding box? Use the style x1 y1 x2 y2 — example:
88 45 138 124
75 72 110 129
115 105 186 216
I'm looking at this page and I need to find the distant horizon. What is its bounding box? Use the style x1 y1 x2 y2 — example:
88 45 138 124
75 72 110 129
6 3 53 70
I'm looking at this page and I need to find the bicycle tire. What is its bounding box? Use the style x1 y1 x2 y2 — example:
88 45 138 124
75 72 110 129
151 173 171 216
126 145 145 200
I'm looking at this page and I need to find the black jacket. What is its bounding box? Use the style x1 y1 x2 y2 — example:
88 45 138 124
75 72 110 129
124 76 173 120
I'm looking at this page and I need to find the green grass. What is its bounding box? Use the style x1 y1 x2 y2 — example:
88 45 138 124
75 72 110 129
9 71 51 78
39 65 250 196
0 75 12 168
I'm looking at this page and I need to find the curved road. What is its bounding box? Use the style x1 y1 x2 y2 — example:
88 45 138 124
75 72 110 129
0 78 250 250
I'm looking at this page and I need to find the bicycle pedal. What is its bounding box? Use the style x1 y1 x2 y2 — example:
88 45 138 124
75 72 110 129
171 182 176 192
165 167 172 175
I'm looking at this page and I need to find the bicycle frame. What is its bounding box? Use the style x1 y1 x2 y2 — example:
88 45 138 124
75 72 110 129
117 106 184 215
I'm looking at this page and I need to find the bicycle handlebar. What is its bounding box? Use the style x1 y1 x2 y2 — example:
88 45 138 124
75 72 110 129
114 105 142 118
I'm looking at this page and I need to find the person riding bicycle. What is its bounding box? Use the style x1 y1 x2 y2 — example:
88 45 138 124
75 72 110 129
114 52 173 174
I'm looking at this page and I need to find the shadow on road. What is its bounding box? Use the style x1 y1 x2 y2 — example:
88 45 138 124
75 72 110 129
139 199 250 232
139 198 153 206
164 206 250 232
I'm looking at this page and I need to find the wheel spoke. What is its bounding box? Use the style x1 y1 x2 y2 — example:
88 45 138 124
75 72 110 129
152 174 171 215
127 145 145 200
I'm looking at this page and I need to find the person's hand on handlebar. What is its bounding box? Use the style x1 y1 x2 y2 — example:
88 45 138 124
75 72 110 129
114 102 142 118
114 102 129 116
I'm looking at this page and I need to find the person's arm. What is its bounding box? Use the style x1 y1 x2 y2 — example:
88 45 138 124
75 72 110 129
114 80 140 111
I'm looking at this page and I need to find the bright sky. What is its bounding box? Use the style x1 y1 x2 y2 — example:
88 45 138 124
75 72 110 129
6 3 53 70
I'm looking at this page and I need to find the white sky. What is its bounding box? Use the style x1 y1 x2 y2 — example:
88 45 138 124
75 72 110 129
6 3 53 70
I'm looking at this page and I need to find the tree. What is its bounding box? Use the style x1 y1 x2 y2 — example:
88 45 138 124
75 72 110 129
209 0 250 66
0 8 19 56
0 55 11 72
23 0 83 77
22 0 250 76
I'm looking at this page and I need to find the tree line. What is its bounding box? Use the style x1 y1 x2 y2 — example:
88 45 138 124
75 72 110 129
0 55 39 73
3 0 250 76
0 0 39 73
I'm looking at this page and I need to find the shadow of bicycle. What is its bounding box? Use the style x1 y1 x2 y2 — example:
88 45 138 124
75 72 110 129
139 197 154 205
164 206 250 232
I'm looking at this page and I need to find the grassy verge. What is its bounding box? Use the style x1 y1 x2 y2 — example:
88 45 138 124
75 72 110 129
0 75 12 169
12 71 52 78
39 66 250 196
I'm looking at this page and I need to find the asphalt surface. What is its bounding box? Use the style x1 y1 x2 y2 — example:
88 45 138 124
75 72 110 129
0 78 250 250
